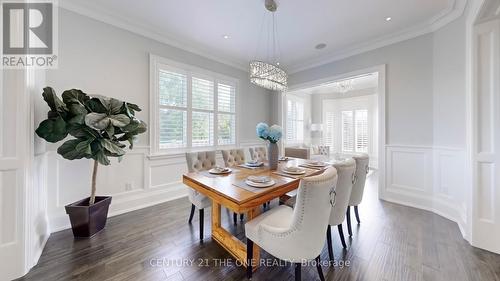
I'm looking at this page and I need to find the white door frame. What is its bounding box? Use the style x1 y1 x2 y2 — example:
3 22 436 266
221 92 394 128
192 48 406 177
466 0 500 253
283 64 387 199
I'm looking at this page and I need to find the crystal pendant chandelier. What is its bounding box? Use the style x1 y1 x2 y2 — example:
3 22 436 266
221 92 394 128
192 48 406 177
249 0 288 92
334 79 354 93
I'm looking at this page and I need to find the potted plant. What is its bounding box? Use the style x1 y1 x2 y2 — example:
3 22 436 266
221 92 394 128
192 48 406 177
256 122 282 170
35 87 147 238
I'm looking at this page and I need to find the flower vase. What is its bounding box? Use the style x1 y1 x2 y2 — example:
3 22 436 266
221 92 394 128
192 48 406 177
268 142 279 170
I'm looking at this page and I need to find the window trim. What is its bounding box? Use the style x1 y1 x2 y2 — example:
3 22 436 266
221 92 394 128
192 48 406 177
149 54 240 156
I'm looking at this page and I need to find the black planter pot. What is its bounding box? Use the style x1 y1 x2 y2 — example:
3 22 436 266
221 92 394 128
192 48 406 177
65 196 112 238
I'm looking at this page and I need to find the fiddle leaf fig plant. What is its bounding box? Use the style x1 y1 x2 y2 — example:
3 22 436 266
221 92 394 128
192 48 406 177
35 87 147 205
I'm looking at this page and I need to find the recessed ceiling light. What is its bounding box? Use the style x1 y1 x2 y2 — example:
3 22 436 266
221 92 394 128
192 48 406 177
385 17 392 22
223 35 230 39
276 62 280 66
315 43 327 50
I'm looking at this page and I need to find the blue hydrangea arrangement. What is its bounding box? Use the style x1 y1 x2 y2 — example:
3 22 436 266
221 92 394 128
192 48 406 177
256 122 282 143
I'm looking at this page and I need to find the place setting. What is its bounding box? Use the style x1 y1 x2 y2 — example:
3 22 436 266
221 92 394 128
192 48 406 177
273 166 309 179
238 159 265 169
200 166 233 177
299 160 330 170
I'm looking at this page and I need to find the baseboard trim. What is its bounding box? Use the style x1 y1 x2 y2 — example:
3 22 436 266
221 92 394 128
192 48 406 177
48 184 188 233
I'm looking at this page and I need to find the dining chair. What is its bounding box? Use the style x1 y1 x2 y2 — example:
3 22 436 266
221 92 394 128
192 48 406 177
346 153 369 236
221 149 246 224
185 151 216 242
325 158 356 260
245 167 338 281
249 146 267 162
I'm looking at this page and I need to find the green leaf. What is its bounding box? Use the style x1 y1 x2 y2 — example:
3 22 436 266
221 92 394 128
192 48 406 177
109 98 124 114
67 124 98 139
105 123 115 137
42 87 67 113
75 139 92 155
100 139 125 156
67 103 88 116
57 139 88 160
94 150 111 166
67 114 86 125
85 98 107 113
109 114 130 127
85 113 110 130
35 116 68 143
62 89 89 105
127 103 141 112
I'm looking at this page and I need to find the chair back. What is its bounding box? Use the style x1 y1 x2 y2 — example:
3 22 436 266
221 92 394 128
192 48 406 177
318 146 330 156
329 158 356 226
285 147 310 159
349 154 369 206
249 147 267 162
287 167 338 260
221 149 246 167
185 151 217 206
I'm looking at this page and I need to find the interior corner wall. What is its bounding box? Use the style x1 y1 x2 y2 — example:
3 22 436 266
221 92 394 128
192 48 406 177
42 8 273 233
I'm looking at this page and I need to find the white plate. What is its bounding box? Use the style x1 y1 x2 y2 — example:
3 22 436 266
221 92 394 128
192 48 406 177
209 168 232 174
245 179 276 188
246 162 264 167
305 162 328 167
282 168 306 175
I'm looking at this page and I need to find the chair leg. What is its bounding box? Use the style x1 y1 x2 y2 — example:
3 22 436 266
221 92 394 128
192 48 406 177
233 213 238 225
337 224 347 249
346 206 353 237
315 256 325 281
247 239 254 279
240 213 244 221
199 209 204 242
188 204 195 223
294 263 301 281
326 226 334 262
354 205 360 224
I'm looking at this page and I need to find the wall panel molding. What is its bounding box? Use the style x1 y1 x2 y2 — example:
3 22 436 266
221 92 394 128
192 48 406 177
384 145 468 240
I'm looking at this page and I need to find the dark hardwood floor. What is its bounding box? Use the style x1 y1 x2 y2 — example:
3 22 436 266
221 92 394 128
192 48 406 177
19 172 500 281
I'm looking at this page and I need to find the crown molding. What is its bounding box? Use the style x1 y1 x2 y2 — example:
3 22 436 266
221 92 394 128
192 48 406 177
58 1 249 72
59 0 466 75
287 0 467 74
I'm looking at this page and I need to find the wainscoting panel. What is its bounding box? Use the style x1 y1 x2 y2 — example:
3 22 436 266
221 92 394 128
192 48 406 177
46 141 265 232
384 145 467 239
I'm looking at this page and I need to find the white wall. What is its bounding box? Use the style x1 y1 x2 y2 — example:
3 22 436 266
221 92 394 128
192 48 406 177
290 34 435 146
42 8 272 232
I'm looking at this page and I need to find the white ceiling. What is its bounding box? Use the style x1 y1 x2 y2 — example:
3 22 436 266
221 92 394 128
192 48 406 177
62 0 463 73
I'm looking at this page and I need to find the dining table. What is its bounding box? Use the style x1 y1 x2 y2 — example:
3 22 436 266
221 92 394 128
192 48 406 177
182 157 329 271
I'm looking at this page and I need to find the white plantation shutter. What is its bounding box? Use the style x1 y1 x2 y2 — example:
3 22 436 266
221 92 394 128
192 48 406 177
191 77 215 146
154 59 238 152
286 98 304 142
218 83 236 145
325 111 335 148
158 69 188 149
342 111 354 152
355 110 368 152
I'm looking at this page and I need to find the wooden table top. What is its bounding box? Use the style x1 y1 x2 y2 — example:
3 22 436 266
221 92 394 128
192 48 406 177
182 158 326 208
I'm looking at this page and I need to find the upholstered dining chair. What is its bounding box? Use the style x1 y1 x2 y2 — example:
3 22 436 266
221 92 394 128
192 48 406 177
346 153 369 236
325 158 356 260
221 149 246 224
245 167 338 281
185 151 216 242
249 146 267 162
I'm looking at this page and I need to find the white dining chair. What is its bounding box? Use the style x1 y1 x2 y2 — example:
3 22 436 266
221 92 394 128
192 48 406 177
249 146 267 162
346 153 369 236
245 167 338 281
326 158 356 260
185 151 216 242
221 149 246 224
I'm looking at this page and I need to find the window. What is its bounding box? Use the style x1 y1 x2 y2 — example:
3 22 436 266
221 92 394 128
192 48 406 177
286 98 304 143
151 56 237 153
341 109 368 153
